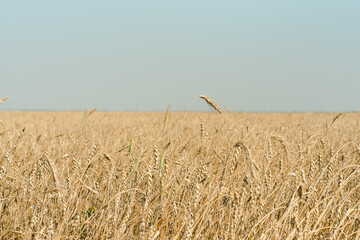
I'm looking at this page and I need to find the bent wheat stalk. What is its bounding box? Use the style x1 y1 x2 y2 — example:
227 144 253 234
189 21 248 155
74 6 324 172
199 95 222 114
0 96 9 104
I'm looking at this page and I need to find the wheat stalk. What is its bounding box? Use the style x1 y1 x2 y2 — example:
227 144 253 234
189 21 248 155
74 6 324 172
329 113 342 127
0 96 9 104
199 95 222 114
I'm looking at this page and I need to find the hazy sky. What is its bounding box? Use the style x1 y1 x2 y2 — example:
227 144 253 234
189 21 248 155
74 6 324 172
1 1 359 112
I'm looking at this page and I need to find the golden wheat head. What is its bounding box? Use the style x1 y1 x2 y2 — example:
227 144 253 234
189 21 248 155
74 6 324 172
0 96 9 104
199 95 222 114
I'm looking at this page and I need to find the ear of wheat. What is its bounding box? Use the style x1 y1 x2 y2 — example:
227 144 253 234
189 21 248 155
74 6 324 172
330 113 342 127
199 95 222 114
0 97 9 104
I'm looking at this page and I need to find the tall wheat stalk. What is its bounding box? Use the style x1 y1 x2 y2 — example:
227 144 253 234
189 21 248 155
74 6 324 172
0 96 9 104
199 95 222 114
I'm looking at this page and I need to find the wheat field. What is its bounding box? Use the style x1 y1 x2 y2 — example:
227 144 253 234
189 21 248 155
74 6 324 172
0 111 359 239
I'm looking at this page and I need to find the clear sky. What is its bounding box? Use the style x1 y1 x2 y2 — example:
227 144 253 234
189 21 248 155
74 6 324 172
1 1 359 112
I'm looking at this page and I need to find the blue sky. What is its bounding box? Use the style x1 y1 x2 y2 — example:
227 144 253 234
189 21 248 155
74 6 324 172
1 1 359 112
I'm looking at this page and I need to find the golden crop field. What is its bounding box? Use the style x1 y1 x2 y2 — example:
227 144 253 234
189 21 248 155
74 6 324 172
0 111 359 239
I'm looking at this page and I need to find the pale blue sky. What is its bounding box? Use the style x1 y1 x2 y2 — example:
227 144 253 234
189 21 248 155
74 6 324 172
1 1 359 112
